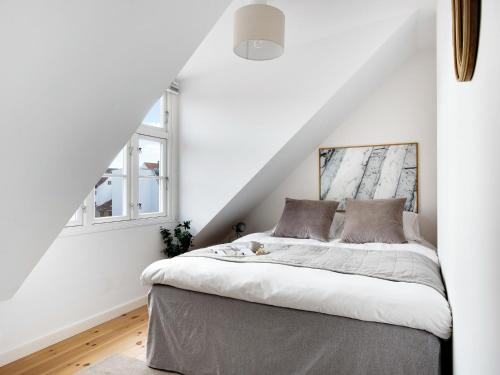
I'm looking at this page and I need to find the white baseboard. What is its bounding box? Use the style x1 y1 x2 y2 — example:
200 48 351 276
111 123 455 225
0 295 148 367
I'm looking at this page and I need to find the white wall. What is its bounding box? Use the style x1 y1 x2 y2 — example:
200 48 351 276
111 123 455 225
437 1 500 374
245 50 437 244
178 2 435 244
0 222 165 365
188 14 426 247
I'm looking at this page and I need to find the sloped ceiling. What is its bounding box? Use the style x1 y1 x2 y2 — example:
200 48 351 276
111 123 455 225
0 0 231 300
178 0 435 246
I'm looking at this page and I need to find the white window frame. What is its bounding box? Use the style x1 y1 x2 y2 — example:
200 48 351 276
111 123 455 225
65 204 84 227
93 145 131 224
131 134 168 220
63 89 177 234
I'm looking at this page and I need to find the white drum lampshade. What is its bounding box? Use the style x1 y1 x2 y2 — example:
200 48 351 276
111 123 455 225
233 3 285 61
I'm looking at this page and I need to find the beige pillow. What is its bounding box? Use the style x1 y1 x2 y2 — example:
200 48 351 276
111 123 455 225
274 198 339 242
341 198 407 244
330 211 421 241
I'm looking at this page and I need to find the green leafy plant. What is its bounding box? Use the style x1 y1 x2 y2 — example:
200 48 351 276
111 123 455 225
160 221 193 258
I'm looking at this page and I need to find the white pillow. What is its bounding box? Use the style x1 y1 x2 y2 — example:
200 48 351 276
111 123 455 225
402 211 422 241
329 212 345 239
328 211 422 241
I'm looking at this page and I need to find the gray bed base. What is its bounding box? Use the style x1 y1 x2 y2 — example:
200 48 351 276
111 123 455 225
147 285 450 375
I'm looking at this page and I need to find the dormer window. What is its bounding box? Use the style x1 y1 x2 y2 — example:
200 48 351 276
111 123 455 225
65 90 176 229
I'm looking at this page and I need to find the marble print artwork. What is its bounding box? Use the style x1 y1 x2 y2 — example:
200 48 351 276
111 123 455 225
320 143 417 212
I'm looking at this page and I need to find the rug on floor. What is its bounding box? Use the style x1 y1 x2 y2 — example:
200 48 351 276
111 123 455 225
77 353 176 374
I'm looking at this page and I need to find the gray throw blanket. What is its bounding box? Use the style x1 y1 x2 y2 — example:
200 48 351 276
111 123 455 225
182 243 446 297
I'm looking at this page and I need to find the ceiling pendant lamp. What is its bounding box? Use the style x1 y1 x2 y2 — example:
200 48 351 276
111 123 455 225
233 1 285 61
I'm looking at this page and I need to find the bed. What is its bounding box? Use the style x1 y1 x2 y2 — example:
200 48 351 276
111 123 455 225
141 230 452 375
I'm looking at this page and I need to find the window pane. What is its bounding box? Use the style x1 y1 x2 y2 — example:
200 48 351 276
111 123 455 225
138 178 161 214
142 98 163 128
94 176 125 218
106 148 125 175
139 138 162 177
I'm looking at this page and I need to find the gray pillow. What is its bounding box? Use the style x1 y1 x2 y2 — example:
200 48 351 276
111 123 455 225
273 198 339 242
341 198 407 244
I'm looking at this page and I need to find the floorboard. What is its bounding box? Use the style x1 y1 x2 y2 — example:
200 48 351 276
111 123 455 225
0 306 148 375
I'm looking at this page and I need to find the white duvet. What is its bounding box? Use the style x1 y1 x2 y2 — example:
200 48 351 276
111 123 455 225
141 232 452 339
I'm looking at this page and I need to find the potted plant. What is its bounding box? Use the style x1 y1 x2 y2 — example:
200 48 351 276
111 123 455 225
160 221 193 258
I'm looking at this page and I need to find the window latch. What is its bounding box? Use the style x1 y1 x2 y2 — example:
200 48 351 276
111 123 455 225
137 203 142 209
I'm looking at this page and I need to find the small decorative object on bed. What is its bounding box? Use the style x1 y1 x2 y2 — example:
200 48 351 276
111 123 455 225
160 221 193 258
452 0 480 82
319 142 418 212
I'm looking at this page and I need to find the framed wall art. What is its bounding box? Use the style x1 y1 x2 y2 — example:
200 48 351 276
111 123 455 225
319 142 418 212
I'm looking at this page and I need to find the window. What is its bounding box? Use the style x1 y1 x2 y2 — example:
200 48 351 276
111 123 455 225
65 90 176 230
142 98 164 128
94 147 128 222
134 135 167 217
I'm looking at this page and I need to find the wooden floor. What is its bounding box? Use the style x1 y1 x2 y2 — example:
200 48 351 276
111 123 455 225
0 306 149 375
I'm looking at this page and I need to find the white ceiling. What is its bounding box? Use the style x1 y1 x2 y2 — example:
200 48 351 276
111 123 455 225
0 0 231 300
179 0 435 80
